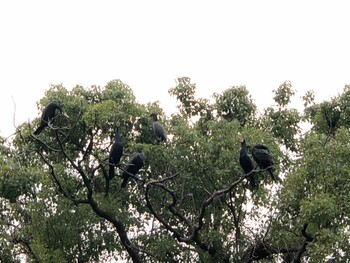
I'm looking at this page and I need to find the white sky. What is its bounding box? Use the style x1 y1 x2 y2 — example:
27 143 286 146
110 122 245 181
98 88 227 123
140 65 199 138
1 1 350 137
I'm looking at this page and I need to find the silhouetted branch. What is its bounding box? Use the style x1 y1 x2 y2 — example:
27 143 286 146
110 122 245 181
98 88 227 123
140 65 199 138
293 223 314 263
145 173 185 241
35 149 89 205
191 168 256 240
144 169 251 255
53 130 142 263
155 181 193 230
12 235 39 263
80 128 94 164
31 131 61 152
225 191 242 249
94 154 110 196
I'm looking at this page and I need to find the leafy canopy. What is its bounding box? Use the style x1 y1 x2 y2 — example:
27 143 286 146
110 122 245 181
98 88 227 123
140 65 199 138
0 77 349 262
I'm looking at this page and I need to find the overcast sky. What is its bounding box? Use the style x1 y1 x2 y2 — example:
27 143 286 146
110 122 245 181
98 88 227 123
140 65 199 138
1 1 349 137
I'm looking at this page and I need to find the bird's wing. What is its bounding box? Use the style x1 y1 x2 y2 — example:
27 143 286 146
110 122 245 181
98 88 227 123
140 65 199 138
153 122 166 137
109 143 123 164
253 148 273 163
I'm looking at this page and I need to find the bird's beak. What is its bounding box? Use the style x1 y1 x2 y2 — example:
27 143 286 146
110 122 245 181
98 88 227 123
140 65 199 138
63 112 69 118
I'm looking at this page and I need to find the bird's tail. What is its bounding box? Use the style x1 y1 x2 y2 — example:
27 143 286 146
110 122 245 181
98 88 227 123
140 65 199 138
33 125 45 135
268 168 276 181
121 175 129 188
109 165 115 180
249 172 258 190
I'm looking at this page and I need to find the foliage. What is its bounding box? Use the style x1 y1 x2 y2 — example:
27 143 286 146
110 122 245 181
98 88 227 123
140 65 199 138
0 78 350 262
169 77 212 120
260 81 302 152
213 85 256 126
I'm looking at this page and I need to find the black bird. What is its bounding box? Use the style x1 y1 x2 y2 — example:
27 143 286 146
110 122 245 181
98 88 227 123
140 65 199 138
34 102 67 135
252 144 275 181
239 139 257 189
108 127 123 180
121 149 145 188
150 113 167 143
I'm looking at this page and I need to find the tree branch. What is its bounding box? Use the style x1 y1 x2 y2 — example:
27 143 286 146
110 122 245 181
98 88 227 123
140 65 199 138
242 223 314 262
53 130 142 263
293 223 314 263
144 169 252 255
191 168 255 240
12 236 39 263
145 174 186 241
35 149 89 205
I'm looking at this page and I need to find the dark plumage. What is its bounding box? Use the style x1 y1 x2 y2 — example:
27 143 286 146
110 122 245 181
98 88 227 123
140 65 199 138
150 113 167 143
252 144 275 181
34 102 65 135
108 127 123 180
239 139 257 189
121 149 145 188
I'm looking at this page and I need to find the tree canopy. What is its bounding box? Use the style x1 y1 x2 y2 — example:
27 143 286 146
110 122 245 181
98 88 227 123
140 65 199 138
1 78 350 262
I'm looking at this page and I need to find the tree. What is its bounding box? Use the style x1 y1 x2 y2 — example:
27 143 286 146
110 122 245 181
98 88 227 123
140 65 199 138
0 78 350 262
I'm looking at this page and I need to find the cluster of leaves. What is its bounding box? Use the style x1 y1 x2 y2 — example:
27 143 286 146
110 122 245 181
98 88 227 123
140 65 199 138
213 85 256 126
0 77 350 262
304 85 350 137
260 81 302 152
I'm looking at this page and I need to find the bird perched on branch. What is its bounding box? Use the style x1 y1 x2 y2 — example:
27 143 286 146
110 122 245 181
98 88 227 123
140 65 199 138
33 102 68 135
108 127 123 180
251 144 275 181
121 149 145 188
239 138 257 189
150 113 167 143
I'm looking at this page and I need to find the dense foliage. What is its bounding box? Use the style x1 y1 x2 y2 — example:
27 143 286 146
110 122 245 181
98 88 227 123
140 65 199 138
0 78 349 262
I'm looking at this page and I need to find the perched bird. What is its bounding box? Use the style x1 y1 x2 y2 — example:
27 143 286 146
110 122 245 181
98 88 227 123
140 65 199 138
34 102 67 135
252 144 275 181
150 113 167 143
108 127 123 180
121 149 145 188
239 139 257 189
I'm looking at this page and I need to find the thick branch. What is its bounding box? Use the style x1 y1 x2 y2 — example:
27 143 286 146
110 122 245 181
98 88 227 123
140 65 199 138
293 223 314 263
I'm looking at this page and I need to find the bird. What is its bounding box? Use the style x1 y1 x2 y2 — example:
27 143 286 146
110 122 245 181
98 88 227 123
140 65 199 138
108 127 123 180
121 149 145 188
239 138 257 189
251 144 275 181
150 113 167 143
33 102 67 135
